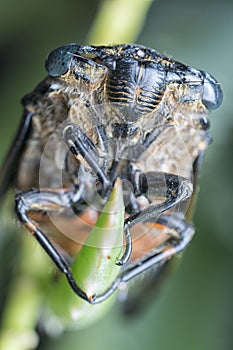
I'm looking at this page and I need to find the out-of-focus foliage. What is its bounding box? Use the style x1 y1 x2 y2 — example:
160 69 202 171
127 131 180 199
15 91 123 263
0 0 233 349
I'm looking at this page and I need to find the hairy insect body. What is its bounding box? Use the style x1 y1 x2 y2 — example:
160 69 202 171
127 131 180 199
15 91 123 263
17 82 70 189
0 44 222 304
16 44 216 255
17 74 209 193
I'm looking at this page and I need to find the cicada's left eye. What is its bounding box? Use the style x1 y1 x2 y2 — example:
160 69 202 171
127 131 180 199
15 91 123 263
45 44 81 77
201 71 223 110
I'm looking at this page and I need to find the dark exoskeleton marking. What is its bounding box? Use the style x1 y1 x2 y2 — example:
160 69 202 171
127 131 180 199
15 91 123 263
0 43 222 304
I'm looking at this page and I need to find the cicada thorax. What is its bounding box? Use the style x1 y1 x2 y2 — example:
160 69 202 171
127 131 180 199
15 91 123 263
104 59 166 121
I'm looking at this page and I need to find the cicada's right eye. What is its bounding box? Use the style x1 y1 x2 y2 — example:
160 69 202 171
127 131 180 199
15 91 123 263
45 44 81 77
201 71 223 110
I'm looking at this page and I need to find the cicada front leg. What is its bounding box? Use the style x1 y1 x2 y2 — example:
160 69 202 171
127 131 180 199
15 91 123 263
62 122 133 266
15 188 90 302
116 170 193 264
89 212 194 304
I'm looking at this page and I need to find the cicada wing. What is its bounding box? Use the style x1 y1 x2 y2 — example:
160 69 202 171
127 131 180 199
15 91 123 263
0 111 33 201
0 110 34 322
185 152 205 222
120 259 172 315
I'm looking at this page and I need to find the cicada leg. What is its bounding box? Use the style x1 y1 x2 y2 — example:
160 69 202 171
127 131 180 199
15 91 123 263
89 171 194 303
14 186 132 303
15 188 90 302
62 122 134 266
90 214 194 304
62 122 111 191
14 170 193 304
126 172 192 227
119 215 194 282
116 171 193 266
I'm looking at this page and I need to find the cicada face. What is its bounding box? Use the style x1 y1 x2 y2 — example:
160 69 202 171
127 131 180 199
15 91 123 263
0 43 223 305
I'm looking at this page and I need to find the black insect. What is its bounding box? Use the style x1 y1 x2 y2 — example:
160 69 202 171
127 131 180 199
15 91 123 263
0 44 222 304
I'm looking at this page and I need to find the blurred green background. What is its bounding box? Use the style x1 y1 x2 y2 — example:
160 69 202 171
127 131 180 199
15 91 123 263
0 0 233 349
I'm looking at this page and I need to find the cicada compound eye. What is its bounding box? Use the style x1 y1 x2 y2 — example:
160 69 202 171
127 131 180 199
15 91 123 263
201 71 223 110
45 44 81 77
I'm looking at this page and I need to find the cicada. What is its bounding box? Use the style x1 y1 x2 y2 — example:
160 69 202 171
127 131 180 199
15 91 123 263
0 44 222 305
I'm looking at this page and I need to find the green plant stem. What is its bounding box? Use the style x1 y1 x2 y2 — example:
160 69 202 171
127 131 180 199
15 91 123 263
0 236 50 350
87 0 155 45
